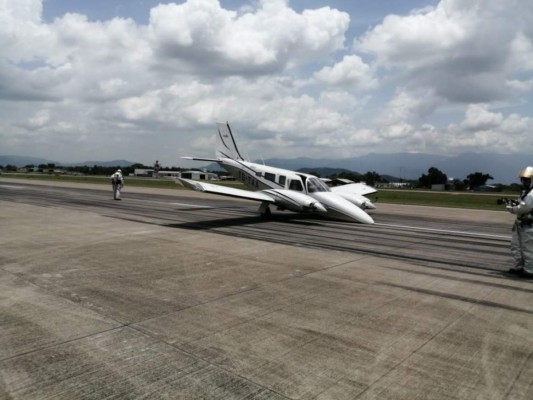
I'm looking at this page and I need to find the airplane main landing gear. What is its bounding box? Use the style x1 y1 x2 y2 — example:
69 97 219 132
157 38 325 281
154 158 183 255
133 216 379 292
258 201 271 218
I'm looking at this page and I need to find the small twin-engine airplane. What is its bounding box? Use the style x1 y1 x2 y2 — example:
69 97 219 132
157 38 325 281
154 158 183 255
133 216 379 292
178 123 377 224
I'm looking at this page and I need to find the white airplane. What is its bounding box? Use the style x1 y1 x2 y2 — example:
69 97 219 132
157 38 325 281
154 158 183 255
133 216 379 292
178 123 377 224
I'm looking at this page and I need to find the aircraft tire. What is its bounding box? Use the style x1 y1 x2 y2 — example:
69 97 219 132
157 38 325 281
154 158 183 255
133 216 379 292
260 206 271 219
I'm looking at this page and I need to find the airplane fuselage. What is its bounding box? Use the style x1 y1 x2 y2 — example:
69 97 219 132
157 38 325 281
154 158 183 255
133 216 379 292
219 158 375 224
180 122 376 224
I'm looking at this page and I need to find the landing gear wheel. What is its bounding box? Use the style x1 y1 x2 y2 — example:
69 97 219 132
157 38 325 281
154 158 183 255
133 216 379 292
258 202 271 219
261 207 271 219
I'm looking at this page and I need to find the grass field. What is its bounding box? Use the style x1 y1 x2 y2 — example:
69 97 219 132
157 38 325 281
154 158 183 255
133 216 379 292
1 173 516 211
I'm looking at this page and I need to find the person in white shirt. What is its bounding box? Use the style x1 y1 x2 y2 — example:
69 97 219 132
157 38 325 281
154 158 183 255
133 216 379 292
508 166 533 278
110 169 124 200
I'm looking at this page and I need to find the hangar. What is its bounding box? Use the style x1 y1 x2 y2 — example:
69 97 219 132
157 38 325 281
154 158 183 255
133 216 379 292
134 169 218 180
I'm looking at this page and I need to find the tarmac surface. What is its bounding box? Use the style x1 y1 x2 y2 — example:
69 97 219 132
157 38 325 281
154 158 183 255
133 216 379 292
1 178 532 399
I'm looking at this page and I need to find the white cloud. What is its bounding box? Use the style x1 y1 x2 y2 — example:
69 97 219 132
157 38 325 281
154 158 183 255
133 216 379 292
27 109 50 129
357 5 465 69
377 89 441 125
313 55 377 90
0 0 42 22
443 104 533 153
460 104 503 131
357 0 533 103
0 0 532 165
509 32 533 73
148 0 349 75
117 93 162 121
379 122 414 140
0 0 52 63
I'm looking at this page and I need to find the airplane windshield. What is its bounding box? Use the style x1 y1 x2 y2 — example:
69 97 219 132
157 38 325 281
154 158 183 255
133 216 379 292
306 177 329 193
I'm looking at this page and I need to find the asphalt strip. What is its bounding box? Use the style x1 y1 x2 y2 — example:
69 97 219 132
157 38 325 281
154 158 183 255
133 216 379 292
373 222 510 240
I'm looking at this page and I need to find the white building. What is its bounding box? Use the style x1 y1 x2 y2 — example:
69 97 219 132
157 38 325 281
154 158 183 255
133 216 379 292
134 169 218 180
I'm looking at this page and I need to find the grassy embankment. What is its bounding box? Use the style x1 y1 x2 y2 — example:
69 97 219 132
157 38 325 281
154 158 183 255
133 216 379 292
1 173 515 211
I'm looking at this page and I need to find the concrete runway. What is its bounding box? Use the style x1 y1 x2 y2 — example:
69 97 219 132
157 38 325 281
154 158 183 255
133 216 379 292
1 178 532 399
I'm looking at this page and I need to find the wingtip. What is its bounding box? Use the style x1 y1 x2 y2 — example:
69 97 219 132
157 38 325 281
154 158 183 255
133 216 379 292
177 178 202 192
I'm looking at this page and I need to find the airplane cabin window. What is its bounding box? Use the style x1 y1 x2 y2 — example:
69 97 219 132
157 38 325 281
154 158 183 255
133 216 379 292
279 176 286 186
289 180 304 191
265 172 276 182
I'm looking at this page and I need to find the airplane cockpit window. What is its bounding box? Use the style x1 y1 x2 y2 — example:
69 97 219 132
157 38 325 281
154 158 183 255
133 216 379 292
289 179 304 191
306 177 329 193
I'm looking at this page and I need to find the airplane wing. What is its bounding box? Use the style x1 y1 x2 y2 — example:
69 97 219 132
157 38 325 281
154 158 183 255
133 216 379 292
181 156 220 162
177 178 275 203
178 178 327 214
330 182 377 196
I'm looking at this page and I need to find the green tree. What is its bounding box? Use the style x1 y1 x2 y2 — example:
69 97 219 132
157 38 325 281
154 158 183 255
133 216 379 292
337 171 362 182
464 172 493 188
363 171 381 186
130 163 149 170
418 167 447 188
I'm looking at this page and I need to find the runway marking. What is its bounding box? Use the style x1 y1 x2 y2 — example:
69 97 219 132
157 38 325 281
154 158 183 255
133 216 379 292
131 230 157 235
170 202 214 208
0 185 25 189
374 222 510 240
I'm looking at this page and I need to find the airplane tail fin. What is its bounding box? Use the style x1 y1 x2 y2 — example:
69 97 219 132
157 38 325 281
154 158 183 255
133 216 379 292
216 122 244 161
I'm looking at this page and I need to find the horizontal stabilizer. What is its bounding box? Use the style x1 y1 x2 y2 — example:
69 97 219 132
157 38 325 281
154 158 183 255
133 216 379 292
181 156 220 162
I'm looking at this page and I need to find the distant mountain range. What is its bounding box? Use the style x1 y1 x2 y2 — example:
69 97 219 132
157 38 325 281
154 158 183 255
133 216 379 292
2 152 531 184
209 152 533 184
0 155 135 168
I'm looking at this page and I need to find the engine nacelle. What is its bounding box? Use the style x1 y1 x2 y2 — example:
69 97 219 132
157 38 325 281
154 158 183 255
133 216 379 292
334 192 376 210
310 192 374 224
264 189 327 213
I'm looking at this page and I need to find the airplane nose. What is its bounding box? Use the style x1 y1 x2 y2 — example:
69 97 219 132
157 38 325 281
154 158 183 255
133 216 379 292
311 192 374 224
357 210 374 224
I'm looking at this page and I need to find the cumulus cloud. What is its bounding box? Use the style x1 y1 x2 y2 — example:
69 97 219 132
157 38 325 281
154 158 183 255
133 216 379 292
441 104 533 153
357 0 533 103
0 0 532 164
0 0 42 21
148 0 349 75
0 0 354 159
313 55 377 90
460 104 503 131
377 89 441 125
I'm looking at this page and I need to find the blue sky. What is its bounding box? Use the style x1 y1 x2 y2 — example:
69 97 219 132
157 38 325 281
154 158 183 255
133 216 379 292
1 0 532 167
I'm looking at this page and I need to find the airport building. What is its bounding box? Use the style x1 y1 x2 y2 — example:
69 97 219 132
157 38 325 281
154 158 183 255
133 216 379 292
134 169 218 180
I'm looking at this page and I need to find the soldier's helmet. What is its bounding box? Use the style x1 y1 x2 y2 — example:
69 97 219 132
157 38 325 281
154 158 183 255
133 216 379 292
518 166 533 179
518 166 533 188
